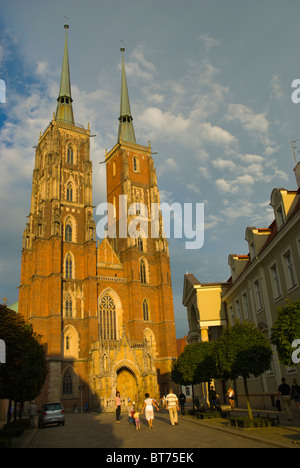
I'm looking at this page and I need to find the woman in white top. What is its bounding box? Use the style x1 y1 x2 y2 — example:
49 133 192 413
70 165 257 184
141 393 159 429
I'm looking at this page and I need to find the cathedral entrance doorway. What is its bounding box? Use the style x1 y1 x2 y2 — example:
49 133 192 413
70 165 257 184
116 366 138 402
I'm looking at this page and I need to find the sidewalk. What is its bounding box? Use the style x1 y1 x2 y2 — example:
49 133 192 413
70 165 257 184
179 407 300 448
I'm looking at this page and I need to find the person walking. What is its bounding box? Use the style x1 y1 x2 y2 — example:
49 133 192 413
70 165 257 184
209 386 218 412
141 393 159 429
29 401 37 428
292 378 300 419
278 378 292 421
166 389 179 426
227 386 235 410
115 391 122 423
179 392 186 414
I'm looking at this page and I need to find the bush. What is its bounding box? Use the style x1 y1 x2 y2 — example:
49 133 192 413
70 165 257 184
197 411 227 420
229 416 277 428
0 418 30 445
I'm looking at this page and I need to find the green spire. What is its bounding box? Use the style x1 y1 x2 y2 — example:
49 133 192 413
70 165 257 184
118 48 136 144
55 24 74 125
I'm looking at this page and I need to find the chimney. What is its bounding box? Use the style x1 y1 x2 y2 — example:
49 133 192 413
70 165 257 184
294 161 300 189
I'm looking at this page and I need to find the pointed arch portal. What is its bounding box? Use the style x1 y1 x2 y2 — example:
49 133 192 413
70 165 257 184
116 366 138 402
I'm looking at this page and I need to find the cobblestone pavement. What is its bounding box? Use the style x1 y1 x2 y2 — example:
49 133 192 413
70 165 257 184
22 409 283 449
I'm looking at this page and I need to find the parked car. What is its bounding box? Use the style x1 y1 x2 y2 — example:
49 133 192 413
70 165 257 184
38 402 65 428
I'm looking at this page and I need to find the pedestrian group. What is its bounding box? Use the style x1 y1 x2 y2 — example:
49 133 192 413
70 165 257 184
115 389 180 429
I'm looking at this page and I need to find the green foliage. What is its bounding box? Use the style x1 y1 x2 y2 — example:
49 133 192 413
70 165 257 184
229 416 277 428
171 341 216 386
271 299 300 367
215 322 273 381
172 322 273 421
0 305 47 405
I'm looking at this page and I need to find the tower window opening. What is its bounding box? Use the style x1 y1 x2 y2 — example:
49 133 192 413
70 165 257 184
140 259 147 284
66 182 73 202
67 146 74 164
65 297 73 317
99 294 117 341
143 299 149 321
138 237 143 252
65 217 73 242
63 370 73 395
65 253 73 279
133 157 138 172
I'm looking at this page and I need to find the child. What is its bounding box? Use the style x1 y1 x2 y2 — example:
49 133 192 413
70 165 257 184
134 409 141 430
127 402 134 425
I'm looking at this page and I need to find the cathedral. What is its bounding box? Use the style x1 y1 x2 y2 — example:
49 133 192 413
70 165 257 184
18 26 177 411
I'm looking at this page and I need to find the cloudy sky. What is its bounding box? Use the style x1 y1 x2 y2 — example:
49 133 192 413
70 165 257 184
0 0 300 338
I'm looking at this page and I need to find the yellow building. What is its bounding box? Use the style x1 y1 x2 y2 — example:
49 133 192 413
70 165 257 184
182 164 300 411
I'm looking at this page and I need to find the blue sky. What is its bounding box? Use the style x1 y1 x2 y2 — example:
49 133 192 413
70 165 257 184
0 0 300 338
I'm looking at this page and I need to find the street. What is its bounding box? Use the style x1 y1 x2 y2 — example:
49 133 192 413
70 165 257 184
27 409 276 449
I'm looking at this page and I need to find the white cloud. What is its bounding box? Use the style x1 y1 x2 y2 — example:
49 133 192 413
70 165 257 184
213 158 236 171
225 103 269 135
216 178 238 194
124 46 157 81
197 34 221 51
270 74 284 100
186 183 201 195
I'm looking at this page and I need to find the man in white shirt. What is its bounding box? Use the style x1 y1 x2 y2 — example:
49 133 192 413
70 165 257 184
165 389 179 426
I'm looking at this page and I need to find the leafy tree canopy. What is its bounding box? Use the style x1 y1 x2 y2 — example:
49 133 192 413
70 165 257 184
214 322 273 381
271 299 300 367
0 304 47 404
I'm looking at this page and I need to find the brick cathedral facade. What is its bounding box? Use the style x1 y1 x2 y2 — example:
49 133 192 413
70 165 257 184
18 28 177 410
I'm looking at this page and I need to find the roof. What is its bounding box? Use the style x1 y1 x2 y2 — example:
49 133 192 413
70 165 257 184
226 188 300 288
176 336 188 357
118 49 136 144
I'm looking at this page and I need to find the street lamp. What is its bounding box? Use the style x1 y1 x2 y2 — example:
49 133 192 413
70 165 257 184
78 385 85 414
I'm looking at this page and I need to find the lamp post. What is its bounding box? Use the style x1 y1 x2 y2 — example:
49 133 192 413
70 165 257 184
78 385 85 414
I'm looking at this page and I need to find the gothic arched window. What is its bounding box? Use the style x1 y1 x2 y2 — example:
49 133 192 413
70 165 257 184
99 294 117 341
67 146 74 164
65 253 73 279
65 296 73 318
63 370 73 395
66 182 73 202
65 217 73 242
138 237 144 252
143 299 149 321
140 259 147 284
133 156 139 172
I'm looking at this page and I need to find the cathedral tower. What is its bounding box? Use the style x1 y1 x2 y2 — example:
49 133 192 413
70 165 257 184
18 30 177 410
101 49 177 395
18 25 98 405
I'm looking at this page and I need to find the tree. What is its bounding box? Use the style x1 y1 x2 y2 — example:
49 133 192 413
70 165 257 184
0 305 47 423
171 341 216 409
214 322 273 420
271 299 300 367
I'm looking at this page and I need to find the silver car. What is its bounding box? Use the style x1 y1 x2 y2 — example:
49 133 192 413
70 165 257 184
38 402 65 428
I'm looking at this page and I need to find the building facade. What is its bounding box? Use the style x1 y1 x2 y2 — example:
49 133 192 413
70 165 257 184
183 167 300 411
18 27 177 411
